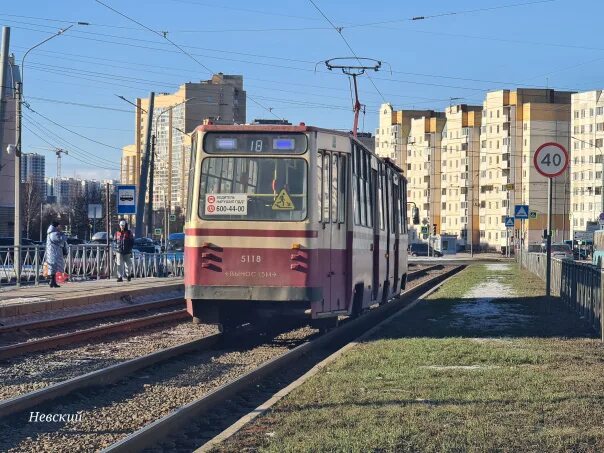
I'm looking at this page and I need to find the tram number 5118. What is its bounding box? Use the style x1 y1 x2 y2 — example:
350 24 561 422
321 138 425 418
241 255 262 263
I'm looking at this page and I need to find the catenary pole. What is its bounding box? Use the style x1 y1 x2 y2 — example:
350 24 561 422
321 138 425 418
0 27 9 163
135 92 154 238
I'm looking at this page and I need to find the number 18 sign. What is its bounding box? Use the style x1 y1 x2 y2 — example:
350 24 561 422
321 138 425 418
533 142 569 178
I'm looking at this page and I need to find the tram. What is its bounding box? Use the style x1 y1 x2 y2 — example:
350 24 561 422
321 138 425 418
184 123 418 330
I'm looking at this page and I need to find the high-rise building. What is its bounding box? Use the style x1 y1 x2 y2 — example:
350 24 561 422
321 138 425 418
0 56 20 236
123 74 246 217
405 111 446 243
21 153 45 190
569 90 604 238
439 104 482 250
375 103 432 171
480 88 572 252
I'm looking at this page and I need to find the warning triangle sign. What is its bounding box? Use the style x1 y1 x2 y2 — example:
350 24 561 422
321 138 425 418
272 189 294 210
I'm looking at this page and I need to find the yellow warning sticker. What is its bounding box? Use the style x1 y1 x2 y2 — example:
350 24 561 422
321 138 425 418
272 189 295 210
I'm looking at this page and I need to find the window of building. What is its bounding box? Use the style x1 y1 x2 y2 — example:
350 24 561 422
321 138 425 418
598 107 604 115
590 108 594 117
574 111 579 119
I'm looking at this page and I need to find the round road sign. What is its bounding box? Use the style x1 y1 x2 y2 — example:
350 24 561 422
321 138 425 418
533 142 568 178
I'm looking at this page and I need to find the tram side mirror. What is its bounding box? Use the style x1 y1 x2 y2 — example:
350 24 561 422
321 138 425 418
412 207 420 225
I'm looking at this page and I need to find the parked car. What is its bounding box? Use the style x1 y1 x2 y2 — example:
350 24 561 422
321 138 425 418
66 237 86 246
133 237 160 254
408 243 442 257
550 243 573 260
90 232 111 244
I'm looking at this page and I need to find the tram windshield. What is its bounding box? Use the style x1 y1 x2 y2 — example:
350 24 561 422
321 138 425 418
199 157 307 221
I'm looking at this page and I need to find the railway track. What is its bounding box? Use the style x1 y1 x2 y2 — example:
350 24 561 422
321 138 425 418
0 266 461 452
0 298 186 360
106 265 464 453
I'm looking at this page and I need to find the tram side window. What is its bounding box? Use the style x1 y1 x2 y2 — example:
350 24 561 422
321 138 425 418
338 155 347 223
358 147 367 226
401 179 408 233
186 135 197 223
378 164 385 230
384 168 390 232
366 153 373 228
322 153 330 223
331 154 338 223
352 147 361 225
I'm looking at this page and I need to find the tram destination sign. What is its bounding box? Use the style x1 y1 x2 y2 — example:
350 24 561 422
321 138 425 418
204 132 307 154
205 194 248 216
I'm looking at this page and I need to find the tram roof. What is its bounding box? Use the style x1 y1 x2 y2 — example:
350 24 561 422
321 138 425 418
195 122 351 136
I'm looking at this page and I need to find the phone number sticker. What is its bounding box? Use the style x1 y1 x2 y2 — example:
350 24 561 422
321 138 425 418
205 194 248 215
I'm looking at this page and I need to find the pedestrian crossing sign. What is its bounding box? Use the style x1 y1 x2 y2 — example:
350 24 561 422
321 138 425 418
504 216 515 228
514 204 529 219
272 189 294 210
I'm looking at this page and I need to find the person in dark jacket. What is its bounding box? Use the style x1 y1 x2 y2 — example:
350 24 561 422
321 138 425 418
45 221 67 288
115 219 134 282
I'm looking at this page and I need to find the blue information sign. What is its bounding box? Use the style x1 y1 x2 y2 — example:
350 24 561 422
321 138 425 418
116 185 136 215
504 216 515 228
514 205 529 219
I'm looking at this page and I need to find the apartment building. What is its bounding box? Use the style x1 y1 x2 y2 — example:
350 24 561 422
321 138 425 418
21 153 45 189
405 111 446 242
375 103 432 171
120 144 138 186
439 104 482 250
124 74 246 215
480 89 572 251
570 90 604 237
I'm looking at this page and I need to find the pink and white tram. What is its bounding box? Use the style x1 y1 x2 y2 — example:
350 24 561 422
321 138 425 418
184 123 415 330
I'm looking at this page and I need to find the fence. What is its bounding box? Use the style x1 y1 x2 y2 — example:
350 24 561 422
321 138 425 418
0 245 184 287
519 252 603 340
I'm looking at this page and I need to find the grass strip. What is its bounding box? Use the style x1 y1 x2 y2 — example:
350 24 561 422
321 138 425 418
216 263 603 453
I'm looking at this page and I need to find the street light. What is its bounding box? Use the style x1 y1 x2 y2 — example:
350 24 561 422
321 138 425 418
148 98 194 237
12 22 87 285
571 136 604 215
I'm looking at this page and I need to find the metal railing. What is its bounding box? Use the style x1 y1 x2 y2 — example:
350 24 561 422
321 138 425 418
0 245 184 287
519 252 603 340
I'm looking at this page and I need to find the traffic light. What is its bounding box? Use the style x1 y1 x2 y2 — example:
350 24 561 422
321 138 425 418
432 224 437 235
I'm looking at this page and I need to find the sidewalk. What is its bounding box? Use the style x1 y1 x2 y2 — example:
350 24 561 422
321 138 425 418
0 277 183 318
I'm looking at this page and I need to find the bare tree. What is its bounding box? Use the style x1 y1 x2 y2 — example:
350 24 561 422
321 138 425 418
21 178 44 240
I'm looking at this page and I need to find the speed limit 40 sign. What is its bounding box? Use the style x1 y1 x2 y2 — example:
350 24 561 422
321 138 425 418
533 142 569 178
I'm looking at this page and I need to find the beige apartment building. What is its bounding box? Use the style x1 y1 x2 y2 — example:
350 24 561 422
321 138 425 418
570 90 604 237
405 111 446 243
480 89 572 251
439 104 482 250
122 74 246 216
375 103 432 170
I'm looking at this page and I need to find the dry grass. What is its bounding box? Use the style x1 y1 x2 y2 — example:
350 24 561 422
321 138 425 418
216 264 604 453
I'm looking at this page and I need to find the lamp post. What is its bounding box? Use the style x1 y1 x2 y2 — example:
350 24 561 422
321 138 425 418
148 98 193 237
12 22 87 286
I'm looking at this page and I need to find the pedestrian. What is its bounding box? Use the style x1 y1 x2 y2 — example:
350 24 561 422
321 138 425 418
45 220 67 288
115 219 134 282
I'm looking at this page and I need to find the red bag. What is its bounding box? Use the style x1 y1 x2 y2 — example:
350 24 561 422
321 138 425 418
56 272 69 283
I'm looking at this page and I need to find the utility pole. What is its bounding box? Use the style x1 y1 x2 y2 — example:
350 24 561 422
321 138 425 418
0 27 9 168
135 92 154 239
147 135 155 237
105 182 111 278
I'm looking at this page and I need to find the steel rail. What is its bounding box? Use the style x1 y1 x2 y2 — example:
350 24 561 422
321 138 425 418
0 332 222 418
0 298 184 334
102 266 464 453
0 310 188 360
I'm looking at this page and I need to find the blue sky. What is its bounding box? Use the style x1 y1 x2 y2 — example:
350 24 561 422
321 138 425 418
2 0 603 179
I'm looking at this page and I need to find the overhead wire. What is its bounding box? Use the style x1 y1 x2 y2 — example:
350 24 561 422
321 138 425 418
93 0 283 120
307 0 387 103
